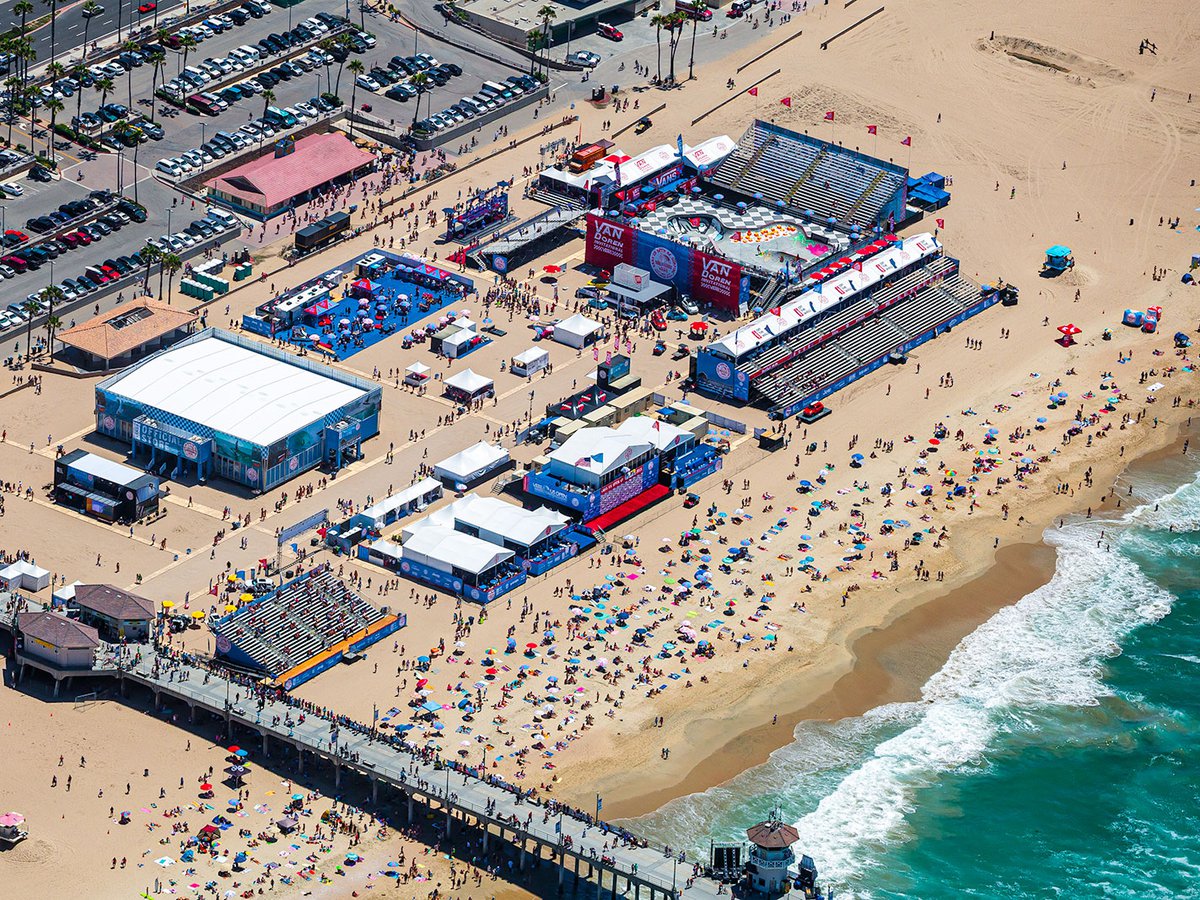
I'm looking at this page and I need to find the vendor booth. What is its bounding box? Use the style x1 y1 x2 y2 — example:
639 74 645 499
444 368 495 402
512 347 550 377
404 361 432 386
607 264 673 317
552 313 604 349
433 441 511 488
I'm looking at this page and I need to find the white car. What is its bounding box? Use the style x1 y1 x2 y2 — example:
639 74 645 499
355 74 381 91
295 101 319 119
0 182 23 197
155 159 183 177
173 231 197 248
0 265 16 279
569 50 602 67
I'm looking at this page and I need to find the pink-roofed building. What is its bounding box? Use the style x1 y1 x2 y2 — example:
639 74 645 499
206 132 376 220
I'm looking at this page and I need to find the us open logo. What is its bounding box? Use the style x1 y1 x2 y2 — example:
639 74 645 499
650 247 677 280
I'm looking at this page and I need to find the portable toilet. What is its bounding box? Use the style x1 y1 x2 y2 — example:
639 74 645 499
1122 309 1143 327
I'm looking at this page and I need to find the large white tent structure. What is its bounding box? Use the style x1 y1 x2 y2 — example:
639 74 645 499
433 441 511 487
552 313 603 349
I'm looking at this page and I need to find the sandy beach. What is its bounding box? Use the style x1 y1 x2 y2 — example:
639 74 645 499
2 0 1200 894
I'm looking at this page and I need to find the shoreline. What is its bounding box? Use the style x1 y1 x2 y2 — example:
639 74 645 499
597 421 1198 822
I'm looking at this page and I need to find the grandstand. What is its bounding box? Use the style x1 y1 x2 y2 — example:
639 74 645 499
694 232 1002 417
212 564 402 687
711 120 908 230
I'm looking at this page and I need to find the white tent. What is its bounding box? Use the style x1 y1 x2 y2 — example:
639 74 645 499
405 361 431 385
512 346 550 377
353 477 443 530
402 525 515 576
616 416 694 453
0 560 51 592
434 441 511 486
553 313 603 349
444 368 494 399
53 580 84 606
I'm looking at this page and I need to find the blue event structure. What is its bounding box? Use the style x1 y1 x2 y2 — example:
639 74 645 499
242 251 476 361
95 329 382 492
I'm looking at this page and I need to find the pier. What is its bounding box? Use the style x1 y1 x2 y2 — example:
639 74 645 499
1 598 728 900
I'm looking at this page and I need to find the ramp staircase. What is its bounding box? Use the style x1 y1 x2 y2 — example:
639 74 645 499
786 150 828 205
843 169 887 223
732 137 777 190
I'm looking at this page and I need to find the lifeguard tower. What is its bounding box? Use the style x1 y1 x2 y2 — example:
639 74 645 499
1042 245 1074 275
744 814 802 896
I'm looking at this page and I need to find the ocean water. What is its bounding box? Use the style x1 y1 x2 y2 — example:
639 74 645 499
627 456 1200 899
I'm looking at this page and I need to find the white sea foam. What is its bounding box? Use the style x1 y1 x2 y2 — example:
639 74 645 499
791 478 1192 894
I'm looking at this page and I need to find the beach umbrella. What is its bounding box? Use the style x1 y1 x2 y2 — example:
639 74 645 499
161 600 174 609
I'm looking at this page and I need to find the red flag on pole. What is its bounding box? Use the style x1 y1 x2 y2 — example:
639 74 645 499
747 87 758 97
866 125 877 135
824 111 835 121
901 135 912 146
780 97 791 107
935 218 945 229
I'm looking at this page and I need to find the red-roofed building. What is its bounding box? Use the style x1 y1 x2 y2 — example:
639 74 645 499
206 132 376 220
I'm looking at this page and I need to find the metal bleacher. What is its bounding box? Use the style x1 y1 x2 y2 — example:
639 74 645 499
712 122 906 226
752 261 980 410
213 567 387 677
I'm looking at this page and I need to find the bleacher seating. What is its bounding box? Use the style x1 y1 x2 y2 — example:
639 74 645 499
752 262 981 410
213 566 387 676
711 121 906 226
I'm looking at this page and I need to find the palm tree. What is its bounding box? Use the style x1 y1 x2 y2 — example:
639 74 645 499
261 88 275 122
146 50 165 122
70 62 88 126
40 285 62 358
81 0 101 54
44 97 63 158
347 59 364 127
163 253 182 305
44 314 61 361
331 33 352 99
3 76 21 146
140 242 160 291
13 0 32 83
666 12 687 84
95 76 114 111
526 29 542 76
121 40 139 109
688 11 700 80
537 5 557 59
21 297 39 359
650 14 665 82
179 33 197 74
410 71 429 130
41 0 59 68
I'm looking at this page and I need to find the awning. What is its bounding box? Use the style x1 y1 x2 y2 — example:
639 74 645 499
585 483 671 532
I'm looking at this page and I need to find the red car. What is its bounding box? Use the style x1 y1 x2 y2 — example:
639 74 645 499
650 309 667 331
137 1 156 12
72 230 92 245
598 22 623 41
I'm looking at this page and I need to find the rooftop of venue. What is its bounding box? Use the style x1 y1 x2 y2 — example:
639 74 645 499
206 132 375 211
98 329 372 447
56 299 198 362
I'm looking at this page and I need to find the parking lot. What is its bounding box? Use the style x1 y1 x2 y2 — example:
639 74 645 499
0 0 775 345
